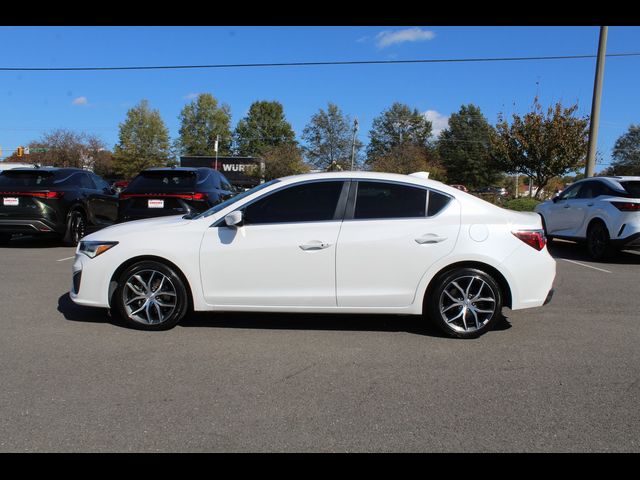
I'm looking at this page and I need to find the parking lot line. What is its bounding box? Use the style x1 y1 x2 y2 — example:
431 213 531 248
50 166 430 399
56 256 75 262
561 258 612 273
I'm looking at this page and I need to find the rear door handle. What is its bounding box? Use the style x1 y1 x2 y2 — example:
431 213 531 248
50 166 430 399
415 234 447 244
299 240 331 251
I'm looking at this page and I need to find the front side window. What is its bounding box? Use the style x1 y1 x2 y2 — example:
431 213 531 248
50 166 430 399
243 181 344 225
354 181 427 219
558 183 581 201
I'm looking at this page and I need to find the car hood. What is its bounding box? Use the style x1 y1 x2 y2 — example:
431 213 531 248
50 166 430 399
82 215 192 241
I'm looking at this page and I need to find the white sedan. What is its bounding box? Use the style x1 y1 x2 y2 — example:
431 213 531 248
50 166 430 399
70 171 556 338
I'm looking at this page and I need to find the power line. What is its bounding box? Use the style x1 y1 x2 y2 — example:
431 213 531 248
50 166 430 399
2 53 640 72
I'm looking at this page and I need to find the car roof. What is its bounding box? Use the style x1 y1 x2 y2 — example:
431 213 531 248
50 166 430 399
2 166 83 173
574 175 640 191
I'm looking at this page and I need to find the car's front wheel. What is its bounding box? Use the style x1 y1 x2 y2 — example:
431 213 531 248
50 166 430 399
114 261 189 331
427 267 503 339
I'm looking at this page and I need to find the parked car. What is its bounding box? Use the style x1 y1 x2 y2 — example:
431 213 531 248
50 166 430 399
117 167 235 223
71 171 556 338
111 180 129 194
535 176 640 260
0 167 118 245
450 184 468 193
476 186 508 196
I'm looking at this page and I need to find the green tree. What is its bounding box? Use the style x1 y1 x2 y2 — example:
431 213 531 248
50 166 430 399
302 103 361 170
260 144 310 181
437 104 501 190
177 93 232 156
113 100 172 179
234 100 296 156
370 144 447 181
609 124 640 175
366 102 432 164
490 97 589 199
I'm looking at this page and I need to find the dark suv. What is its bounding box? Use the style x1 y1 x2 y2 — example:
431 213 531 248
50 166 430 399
118 167 235 223
0 167 119 245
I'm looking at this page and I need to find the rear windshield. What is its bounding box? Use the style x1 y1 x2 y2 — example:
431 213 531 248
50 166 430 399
620 181 640 198
0 170 57 188
127 171 197 191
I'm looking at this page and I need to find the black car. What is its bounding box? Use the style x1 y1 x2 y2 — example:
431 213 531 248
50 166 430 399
0 167 119 245
118 167 235 223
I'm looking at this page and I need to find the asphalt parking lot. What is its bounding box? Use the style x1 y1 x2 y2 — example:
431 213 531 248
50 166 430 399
1 235 639 452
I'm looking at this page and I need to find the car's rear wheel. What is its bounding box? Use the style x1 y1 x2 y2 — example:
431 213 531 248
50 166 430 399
586 220 613 261
114 260 189 331
427 267 503 339
63 210 87 246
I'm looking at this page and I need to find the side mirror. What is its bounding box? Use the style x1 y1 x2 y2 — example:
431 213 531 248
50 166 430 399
224 210 243 227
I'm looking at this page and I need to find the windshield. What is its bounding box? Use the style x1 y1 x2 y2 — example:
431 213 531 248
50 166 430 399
191 179 280 219
126 171 197 191
620 181 640 198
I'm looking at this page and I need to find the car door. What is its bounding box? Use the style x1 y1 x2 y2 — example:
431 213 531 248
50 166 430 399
572 181 605 235
336 180 461 308
545 183 583 235
90 173 119 223
199 180 348 307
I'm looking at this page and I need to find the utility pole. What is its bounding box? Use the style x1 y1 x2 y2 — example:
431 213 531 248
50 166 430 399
350 118 359 171
214 135 219 170
586 26 608 178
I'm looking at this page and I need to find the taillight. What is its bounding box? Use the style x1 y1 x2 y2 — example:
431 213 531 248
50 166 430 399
611 201 640 212
0 191 64 199
512 229 546 251
119 192 207 200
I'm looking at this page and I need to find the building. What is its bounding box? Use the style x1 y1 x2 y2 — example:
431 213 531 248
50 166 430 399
179 156 264 189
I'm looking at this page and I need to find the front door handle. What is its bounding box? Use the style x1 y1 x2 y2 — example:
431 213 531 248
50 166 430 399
415 234 447 244
299 240 331 251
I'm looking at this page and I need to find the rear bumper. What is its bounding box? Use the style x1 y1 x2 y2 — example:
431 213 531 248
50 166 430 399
611 232 640 249
0 218 63 234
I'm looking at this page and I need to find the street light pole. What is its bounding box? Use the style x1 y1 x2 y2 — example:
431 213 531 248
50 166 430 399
350 118 359 170
586 26 608 178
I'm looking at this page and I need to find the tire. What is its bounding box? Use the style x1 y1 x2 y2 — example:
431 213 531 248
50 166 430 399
426 267 503 339
586 221 613 261
114 260 189 331
539 214 553 243
62 210 87 246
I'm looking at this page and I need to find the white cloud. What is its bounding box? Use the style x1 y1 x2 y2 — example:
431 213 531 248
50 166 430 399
375 27 436 48
71 96 88 106
424 110 449 138
184 93 199 100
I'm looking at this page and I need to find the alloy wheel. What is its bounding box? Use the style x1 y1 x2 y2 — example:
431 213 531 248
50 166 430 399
438 275 497 334
122 269 178 325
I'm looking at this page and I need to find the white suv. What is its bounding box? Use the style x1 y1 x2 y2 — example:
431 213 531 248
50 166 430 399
535 176 640 259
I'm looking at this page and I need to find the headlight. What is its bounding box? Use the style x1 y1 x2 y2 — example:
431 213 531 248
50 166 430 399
78 241 119 258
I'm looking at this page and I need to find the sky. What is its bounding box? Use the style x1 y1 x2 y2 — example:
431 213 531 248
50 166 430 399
1 26 639 172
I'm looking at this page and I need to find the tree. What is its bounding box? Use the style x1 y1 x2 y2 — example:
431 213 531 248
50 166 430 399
5 129 109 172
177 93 232 157
609 124 640 175
302 103 361 170
113 100 172 179
366 102 432 164
234 101 296 156
490 97 589 199
260 144 309 181
370 144 447 181
437 104 501 190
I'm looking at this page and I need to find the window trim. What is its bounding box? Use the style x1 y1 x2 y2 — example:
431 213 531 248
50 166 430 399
344 179 453 221
212 179 350 227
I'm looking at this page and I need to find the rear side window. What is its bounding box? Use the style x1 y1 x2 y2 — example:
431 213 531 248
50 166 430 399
577 181 605 199
127 171 197 191
354 181 427 219
620 181 640 198
243 181 343 224
0 171 55 187
428 190 452 216
78 173 96 189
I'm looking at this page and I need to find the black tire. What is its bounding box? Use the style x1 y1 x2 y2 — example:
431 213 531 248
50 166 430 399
586 220 613 261
426 267 503 339
62 210 87 246
0 233 12 246
114 260 189 331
